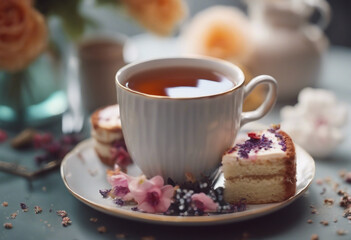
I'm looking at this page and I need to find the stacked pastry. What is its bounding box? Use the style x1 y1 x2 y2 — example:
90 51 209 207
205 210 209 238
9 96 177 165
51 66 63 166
90 105 131 168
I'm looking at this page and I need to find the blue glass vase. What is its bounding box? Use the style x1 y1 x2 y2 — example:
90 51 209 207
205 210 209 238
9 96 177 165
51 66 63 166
0 52 67 127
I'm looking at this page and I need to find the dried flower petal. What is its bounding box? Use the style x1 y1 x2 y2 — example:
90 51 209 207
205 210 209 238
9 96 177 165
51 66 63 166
62 217 72 227
0 129 8 143
311 234 319 240
33 133 53 148
97 226 107 233
99 189 111 198
115 233 126 239
344 172 351 184
34 206 42 214
320 220 329 226
336 229 347 236
20 203 28 212
324 198 334 205
56 210 68 217
339 195 351 208
3 223 12 229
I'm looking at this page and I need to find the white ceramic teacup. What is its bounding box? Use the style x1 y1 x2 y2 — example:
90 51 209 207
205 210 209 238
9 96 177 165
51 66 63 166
116 57 277 182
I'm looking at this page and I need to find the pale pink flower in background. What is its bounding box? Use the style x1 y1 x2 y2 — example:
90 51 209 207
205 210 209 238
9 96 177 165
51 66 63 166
191 193 218 212
128 175 174 213
281 88 348 158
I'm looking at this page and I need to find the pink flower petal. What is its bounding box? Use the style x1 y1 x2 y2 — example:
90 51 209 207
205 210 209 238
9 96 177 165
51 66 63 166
128 176 149 203
191 193 218 212
149 175 164 188
161 185 175 199
155 197 171 213
108 174 128 187
122 192 134 201
138 201 156 213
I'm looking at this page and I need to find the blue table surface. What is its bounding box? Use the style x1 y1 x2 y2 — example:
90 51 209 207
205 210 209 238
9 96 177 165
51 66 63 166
1 46 351 240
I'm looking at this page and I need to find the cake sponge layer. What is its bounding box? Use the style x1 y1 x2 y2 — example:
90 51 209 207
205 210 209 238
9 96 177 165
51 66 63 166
91 128 123 144
224 175 296 204
222 157 287 178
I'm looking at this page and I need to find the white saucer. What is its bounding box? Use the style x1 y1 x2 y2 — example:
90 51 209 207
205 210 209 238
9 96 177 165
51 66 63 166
61 138 315 225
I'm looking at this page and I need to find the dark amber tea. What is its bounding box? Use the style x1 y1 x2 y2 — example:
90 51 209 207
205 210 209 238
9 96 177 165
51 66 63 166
124 67 235 98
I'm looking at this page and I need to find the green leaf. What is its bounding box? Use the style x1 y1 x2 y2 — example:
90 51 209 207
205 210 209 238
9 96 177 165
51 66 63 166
35 0 88 40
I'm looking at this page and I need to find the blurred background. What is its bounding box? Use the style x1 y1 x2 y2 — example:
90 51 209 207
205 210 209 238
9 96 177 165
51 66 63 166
0 0 350 127
82 0 351 46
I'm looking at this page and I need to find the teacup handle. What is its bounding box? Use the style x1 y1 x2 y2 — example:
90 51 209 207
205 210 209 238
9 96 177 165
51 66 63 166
240 75 278 127
305 0 331 30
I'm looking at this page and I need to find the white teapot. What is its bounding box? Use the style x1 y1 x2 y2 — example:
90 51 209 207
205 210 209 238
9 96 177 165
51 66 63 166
245 0 330 101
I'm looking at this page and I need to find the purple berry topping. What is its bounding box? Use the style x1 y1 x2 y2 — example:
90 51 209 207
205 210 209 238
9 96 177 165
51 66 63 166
275 133 287 152
236 134 273 159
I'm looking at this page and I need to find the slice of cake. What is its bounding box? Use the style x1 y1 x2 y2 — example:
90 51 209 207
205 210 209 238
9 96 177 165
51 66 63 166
222 125 296 204
90 105 131 167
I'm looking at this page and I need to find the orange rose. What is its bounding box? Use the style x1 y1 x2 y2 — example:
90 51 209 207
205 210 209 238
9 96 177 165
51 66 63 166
181 6 252 62
122 0 187 36
0 0 48 72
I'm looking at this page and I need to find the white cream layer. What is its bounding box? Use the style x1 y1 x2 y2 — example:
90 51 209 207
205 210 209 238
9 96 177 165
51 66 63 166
222 130 286 163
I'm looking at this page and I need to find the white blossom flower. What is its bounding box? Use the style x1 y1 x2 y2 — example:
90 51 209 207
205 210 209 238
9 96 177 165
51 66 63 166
281 88 348 158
